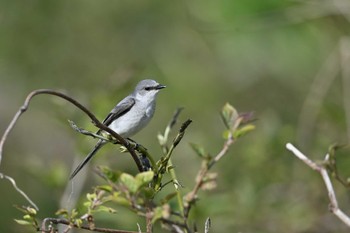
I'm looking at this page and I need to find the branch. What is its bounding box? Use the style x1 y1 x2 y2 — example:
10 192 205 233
0 89 143 171
41 218 143 233
286 143 350 227
0 173 39 210
0 89 144 210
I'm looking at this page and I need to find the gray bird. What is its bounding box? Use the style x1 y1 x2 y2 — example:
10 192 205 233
69 79 166 180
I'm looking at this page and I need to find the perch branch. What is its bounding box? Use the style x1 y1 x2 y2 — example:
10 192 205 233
0 89 143 171
0 89 143 210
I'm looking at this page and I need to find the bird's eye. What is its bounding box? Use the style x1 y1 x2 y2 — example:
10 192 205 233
145 87 151 91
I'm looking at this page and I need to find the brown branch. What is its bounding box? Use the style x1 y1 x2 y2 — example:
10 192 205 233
286 143 350 227
41 218 143 233
0 89 143 171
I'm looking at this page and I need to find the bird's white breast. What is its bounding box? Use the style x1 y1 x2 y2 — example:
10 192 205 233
108 95 156 138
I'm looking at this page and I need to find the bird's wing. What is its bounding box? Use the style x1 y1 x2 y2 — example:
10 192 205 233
102 96 135 126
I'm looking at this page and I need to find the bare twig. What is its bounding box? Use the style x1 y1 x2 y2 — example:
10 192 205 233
41 217 143 233
286 143 350 227
68 120 115 142
0 173 39 210
208 131 235 169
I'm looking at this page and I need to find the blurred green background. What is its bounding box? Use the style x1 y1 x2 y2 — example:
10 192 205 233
1 0 350 232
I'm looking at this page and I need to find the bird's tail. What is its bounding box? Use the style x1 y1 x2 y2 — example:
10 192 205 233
69 140 105 180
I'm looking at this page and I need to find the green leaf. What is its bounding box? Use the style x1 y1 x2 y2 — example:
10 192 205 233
221 103 238 129
96 185 113 192
14 219 32 225
96 166 121 182
157 133 166 146
233 124 255 139
75 219 83 228
152 206 163 224
71 209 79 219
23 215 32 220
55 208 69 217
112 192 130 206
14 205 27 214
189 143 208 159
222 130 232 140
119 145 128 153
27 207 37 215
139 187 155 199
120 173 138 193
328 143 348 158
135 171 154 185
161 192 177 204
95 206 117 214
86 193 96 201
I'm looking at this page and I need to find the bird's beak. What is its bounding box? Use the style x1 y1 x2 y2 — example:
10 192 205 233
156 84 166 90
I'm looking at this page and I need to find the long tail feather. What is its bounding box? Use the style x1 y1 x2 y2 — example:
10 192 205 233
69 140 105 180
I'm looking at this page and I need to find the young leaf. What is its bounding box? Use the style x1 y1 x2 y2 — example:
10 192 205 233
14 219 32 226
55 208 69 217
189 143 209 159
26 207 37 215
233 124 255 139
86 193 97 202
135 171 154 186
152 206 163 224
96 166 122 182
161 192 177 204
222 130 232 140
96 185 113 192
120 173 138 194
112 192 130 206
221 103 238 129
95 206 117 214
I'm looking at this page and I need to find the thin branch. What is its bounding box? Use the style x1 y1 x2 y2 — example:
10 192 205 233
41 218 143 233
68 120 115 142
208 132 234 169
0 173 39 210
286 143 350 227
285 143 321 172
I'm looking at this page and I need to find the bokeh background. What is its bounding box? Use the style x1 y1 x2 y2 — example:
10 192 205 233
1 1 350 232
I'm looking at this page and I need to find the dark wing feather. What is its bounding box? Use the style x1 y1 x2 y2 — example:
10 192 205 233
102 97 135 126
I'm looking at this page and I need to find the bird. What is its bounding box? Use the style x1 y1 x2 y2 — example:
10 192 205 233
69 79 166 180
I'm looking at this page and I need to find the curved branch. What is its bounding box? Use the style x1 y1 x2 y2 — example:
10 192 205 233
0 173 39 210
0 89 143 210
0 89 143 171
